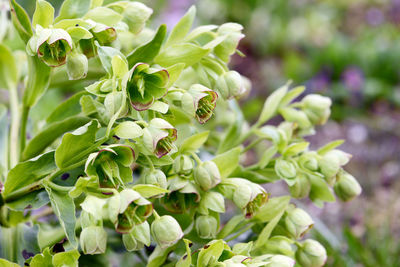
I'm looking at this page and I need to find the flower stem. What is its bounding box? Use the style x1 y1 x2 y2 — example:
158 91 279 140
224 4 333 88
8 85 19 168
19 105 30 159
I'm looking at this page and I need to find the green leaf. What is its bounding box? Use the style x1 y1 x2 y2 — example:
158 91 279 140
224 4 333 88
217 101 244 153
149 101 169 114
114 121 144 139
0 105 8 180
55 120 100 169
258 146 278 169
0 259 19 267
212 147 242 178
47 91 89 123
127 24 167 67
308 174 336 203
44 183 77 247
84 7 122 25
3 151 56 198
55 0 91 22
317 140 345 155
165 63 185 87
199 192 225 214
32 0 55 29
217 215 244 239
283 142 309 157
257 82 290 125
23 116 91 160
254 208 287 249
155 43 210 67
197 240 225 266
179 131 209 154
176 239 192 267
0 44 18 90
165 6 196 46
279 85 305 107
52 249 80 267
23 55 51 108
10 0 33 43
147 245 174 267
96 44 126 75
30 247 53 267
131 184 169 198
252 196 291 223
6 190 49 211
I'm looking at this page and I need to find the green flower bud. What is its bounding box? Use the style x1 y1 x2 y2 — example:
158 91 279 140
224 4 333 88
91 23 117 45
295 239 327 267
280 107 312 129
301 94 331 125
195 215 218 239
143 169 167 189
66 51 88 80
127 63 169 111
142 118 177 158
214 23 244 62
151 215 183 248
284 207 314 239
334 171 361 201
298 153 319 171
267 255 295 267
194 161 221 191
289 174 310 199
173 155 194 176
85 144 135 188
28 26 73 67
275 159 297 185
318 150 351 184
216 71 245 99
80 226 107 255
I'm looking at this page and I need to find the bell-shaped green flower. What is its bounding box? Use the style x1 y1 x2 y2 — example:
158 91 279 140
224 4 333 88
298 152 319 171
173 154 194 176
334 171 361 201
108 1 153 34
318 150 351 183
266 255 295 267
214 23 244 62
195 215 218 239
216 71 245 100
85 144 136 188
66 51 88 80
127 63 169 110
142 169 167 189
182 84 218 124
219 178 268 218
91 23 117 45
289 173 311 199
295 239 327 267
108 189 153 233
194 160 221 191
27 26 73 67
151 215 183 248
284 206 314 239
122 221 151 251
80 226 107 255
162 178 201 213
142 118 177 158
301 94 331 125
275 159 297 186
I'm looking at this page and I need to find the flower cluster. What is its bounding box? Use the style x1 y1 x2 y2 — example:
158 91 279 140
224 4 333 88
0 1 361 266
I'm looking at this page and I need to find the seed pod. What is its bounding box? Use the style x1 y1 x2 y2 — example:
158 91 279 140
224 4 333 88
194 161 221 191
80 226 107 255
173 154 194 176
151 215 183 248
195 215 218 239
66 51 88 80
295 239 327 267
284 207 314 239
334 171 362 201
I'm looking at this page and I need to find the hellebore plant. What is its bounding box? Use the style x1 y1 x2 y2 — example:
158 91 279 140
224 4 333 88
0 1 361 266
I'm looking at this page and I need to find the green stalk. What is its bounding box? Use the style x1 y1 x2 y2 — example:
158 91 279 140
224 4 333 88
19 105 29 158
8 85 19 168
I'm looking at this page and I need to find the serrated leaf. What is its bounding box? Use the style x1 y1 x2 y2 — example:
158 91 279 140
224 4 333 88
155 43 210 67
32 0 55 29
55 120 100 169
257 82 290 125
23 116 91 160
179 131 209 154
127 24 167 67
166 6 196 46
212 147 242 178
44 183 77 247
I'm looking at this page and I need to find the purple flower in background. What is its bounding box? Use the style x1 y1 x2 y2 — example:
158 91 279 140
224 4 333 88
342 67 364 91
307 69 331 92
366 8 384 26
160 0 196 28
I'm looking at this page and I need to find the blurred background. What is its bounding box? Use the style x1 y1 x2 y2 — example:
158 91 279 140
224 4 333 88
10 0 400 265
